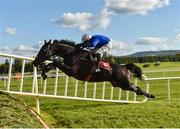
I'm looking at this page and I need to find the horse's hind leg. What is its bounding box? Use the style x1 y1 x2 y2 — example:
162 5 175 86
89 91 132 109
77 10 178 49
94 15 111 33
128 84 155 98
111 81 154 98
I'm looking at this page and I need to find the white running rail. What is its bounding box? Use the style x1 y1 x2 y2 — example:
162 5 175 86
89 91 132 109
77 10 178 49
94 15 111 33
143 75 180 101
0 52 148 114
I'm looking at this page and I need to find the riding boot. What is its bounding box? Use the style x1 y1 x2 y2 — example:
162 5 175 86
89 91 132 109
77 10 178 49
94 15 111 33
95 53 101 72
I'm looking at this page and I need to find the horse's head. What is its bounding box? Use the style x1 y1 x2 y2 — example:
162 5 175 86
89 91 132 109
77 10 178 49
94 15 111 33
33 40 52 67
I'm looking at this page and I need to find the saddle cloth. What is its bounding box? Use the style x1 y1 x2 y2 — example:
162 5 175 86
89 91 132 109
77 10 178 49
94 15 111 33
99 60 112 71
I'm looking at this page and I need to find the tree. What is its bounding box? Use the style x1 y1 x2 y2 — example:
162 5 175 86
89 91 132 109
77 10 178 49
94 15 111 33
0 59 9 74
14 59 22 72
4 59 9 74
25 62 33 72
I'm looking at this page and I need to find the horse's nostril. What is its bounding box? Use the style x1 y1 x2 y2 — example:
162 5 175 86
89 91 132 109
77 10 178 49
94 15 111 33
32 60 38 67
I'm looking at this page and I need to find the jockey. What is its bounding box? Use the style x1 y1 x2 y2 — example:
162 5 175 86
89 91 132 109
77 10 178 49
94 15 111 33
76 34 112 72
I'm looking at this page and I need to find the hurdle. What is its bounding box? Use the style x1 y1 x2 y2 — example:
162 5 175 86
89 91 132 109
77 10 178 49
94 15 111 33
0 52 149 114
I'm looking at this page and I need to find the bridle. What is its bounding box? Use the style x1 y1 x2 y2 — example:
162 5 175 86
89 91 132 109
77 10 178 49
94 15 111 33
44 43 52 58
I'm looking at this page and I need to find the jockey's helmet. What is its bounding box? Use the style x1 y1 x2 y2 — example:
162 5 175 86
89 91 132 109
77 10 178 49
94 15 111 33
81 34 91 42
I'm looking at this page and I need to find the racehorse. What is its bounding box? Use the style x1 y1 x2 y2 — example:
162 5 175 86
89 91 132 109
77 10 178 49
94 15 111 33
33 39 155 98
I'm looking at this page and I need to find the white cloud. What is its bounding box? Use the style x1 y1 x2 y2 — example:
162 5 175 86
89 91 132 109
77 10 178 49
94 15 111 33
10 44 37 57
51 0 170 31
105 0 170 15
135 36 167 45
0 46 11 53
108 39 133 56
53 12 94 31
95 9 111 29
52 9 111 31
133 36 176 52
32 41 44 52
13 45 34 52
176 33 180 40
0 41 44 56
150 44 174 51
5 27 16 35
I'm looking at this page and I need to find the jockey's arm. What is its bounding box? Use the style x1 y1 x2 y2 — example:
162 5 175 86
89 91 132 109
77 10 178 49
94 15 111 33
91 39 101 50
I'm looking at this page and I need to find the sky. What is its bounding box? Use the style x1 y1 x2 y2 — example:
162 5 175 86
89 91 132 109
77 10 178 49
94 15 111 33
0 0 180 57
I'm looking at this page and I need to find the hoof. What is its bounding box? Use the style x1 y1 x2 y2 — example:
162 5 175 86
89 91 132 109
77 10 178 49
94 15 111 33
149 94 155 98
42 74 47 80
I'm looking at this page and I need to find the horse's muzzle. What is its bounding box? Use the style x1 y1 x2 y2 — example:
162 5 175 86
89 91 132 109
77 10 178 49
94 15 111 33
32 60 39 67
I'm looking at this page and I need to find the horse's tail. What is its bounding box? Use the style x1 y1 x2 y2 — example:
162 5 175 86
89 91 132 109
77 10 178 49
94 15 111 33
124 63 143 80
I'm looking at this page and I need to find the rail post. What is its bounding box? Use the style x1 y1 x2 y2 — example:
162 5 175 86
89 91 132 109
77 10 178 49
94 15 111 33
34 66 40 114
7 58 13 91
167 79 171 101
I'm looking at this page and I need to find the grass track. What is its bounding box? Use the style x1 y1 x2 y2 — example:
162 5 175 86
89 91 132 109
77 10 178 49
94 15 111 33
0 62 180 128
0 91 42 128
21 97 180 128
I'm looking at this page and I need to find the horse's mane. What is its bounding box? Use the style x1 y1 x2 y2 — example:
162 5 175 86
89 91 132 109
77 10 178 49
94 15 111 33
53 39 76 47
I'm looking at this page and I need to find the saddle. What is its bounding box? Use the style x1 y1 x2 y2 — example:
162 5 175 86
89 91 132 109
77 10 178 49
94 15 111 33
99 60 112 71
78 51 112 72
84 60 112 81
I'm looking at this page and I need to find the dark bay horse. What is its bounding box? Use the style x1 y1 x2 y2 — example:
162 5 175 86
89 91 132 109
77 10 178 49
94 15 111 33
33 39 155 98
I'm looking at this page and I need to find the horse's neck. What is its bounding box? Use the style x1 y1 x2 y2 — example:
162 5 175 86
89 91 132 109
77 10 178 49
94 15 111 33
74 49 89 58
52 43 75 57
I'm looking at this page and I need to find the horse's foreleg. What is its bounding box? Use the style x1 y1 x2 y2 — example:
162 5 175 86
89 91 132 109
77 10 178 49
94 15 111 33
53 59 74 77
42 63 55 80
128 84 155 98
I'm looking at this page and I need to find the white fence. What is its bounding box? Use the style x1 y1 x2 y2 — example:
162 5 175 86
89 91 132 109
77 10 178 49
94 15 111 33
143 76 180 101
0 52 179 114
144 69 180 78
0 52 150 114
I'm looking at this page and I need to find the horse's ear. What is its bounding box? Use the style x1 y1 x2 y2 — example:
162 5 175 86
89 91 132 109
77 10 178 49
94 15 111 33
48 40 51 44
44 40 51 46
